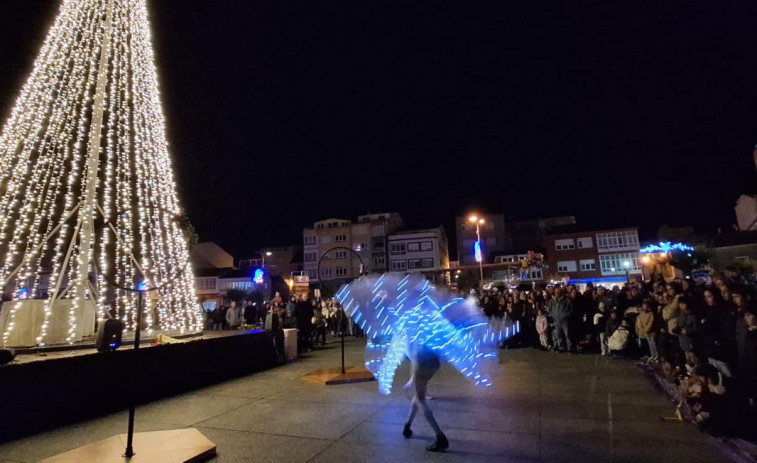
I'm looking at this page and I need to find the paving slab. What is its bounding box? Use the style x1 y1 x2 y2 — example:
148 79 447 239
0 336 738 463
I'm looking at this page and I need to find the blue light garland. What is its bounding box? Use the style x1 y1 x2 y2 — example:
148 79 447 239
639 242 694 254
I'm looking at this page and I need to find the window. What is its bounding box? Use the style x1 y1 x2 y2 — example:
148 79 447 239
408 259 421 269
596 231 639 252
374 242 385 251
335 267 347 276
195 277 216 291
374 257 385 266
599 253 641 275
421 258 434 268
335 250 347 259
407 242 420 252
390 243 406 255
557 261 577 272
304 235 317 246
579 259 596 271
308 269 317 279
355 242 369 251
320 267 333 277
390 260 407 271
335 234 346 242
522 268 543 280
577 237 593 249
555 238 575 250
421 241 433 251
304 251 318 263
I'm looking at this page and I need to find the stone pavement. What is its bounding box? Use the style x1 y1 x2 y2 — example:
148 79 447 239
0 337 732 462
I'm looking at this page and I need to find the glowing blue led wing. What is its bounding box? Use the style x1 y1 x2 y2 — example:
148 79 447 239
336 274 519 394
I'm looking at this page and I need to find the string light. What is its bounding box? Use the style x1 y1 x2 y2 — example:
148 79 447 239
0 0 201 347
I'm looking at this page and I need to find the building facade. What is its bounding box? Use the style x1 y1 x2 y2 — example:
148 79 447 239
455 213 506 266
303 213 405 282
506 216 576 250
545 226 642 286
387 227 450 283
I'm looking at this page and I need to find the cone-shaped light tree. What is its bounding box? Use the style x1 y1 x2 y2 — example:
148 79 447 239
0 0 201 346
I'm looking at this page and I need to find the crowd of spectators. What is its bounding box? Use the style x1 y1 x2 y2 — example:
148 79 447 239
473 270 757 437
204 292 362 354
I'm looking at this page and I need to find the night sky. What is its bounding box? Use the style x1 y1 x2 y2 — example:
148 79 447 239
1 1 757 259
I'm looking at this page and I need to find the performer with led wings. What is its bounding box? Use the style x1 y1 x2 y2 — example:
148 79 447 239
336 274 518 452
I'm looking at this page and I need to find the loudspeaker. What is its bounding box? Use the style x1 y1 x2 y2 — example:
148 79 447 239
0 348 16 366
96 318 124 352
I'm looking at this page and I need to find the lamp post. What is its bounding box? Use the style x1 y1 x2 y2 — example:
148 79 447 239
261 251 272 270
468 215 486 288
623 260 631 284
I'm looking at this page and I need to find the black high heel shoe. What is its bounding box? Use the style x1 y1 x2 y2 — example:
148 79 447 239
426 433 448 452
402 423 413 438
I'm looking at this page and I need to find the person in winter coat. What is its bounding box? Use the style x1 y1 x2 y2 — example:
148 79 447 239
594 302 609 355
701 289 737 377
635 299 655 357
674 296 700 354
294 294 315 353
736 307 757 406
225 301 241 329
549 287 575 352
536 309 549 350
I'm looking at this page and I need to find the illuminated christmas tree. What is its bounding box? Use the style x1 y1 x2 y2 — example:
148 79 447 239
0 0 201 346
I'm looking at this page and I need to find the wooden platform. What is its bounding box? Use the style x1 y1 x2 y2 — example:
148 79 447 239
39 429 216 463
302 366 375 385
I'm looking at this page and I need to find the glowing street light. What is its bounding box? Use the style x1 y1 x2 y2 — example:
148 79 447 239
623 260 631 283
468 215 486 287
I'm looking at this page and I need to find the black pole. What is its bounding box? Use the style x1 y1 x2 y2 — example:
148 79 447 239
341 310 346 374
124 289 144 458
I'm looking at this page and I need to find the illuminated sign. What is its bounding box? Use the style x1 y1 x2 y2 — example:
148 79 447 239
253 268 265 284
474 240 482 263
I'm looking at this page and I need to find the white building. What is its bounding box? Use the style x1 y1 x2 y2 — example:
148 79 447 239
387 227 450 279
303 213 405 282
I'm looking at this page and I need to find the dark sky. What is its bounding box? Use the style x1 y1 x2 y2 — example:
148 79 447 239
1 1 757 258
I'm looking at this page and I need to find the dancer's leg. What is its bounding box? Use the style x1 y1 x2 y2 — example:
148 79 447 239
413 374 442 435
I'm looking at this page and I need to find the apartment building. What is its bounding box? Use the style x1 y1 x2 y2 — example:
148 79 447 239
545 225 642 286
387 227 450 276
303 213 405 282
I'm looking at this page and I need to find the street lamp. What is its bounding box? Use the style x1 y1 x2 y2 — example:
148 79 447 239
261 251 272 269
623 260 631 283
468 215 485 288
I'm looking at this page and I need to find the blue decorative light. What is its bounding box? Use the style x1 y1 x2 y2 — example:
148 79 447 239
17 288 29 299
253 268 265 284
639 242 694 254
136 281 147 291
474 240 482 263
336 274 517 395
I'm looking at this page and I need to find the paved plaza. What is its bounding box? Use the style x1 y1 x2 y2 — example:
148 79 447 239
0 337 731 463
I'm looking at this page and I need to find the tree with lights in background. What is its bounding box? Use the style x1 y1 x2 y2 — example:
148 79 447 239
0 0 201 347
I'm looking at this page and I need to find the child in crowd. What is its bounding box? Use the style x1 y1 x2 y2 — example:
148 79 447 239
594 302 608 355
535 309 549 350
